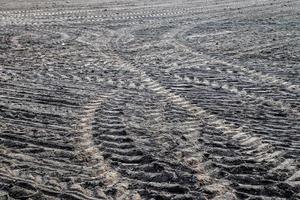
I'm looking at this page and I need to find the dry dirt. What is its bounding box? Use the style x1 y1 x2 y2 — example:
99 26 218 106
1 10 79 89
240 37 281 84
0 0 299 199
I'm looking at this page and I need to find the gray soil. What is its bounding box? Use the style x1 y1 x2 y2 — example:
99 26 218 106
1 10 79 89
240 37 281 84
0 0 299 199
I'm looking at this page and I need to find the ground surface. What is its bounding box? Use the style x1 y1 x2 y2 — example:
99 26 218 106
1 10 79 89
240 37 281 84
0 0 300 199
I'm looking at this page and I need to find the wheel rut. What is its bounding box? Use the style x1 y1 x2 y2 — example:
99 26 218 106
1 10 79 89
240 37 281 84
0 0 299 199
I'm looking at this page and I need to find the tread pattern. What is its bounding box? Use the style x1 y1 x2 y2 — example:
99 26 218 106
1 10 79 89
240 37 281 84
0 0 299 199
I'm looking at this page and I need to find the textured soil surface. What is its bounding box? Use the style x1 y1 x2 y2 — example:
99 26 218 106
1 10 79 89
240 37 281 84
0 0 300 199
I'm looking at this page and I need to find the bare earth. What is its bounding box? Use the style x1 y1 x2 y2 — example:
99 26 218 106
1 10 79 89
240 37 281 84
0 0 299 199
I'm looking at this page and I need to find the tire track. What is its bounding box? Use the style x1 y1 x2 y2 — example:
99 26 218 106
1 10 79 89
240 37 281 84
1 0 299 199
90 90 234 199
103 47 299 198
73 91 134 200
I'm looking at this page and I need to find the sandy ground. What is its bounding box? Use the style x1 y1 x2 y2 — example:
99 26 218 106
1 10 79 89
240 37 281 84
0 0 299 199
